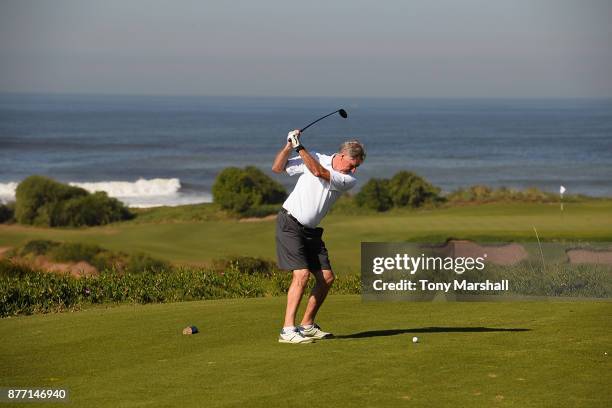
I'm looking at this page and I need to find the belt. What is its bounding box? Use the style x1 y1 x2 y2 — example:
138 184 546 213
280 207 304 227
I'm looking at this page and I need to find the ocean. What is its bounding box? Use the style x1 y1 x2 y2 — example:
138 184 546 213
1 93 611 207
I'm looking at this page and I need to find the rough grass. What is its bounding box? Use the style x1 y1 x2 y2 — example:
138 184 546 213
0 258 360 317
0 296 610 407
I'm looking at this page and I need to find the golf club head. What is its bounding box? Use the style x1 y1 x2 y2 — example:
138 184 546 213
300 108 349 132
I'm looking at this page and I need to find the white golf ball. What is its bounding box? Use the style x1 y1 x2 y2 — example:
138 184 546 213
412 336 419 343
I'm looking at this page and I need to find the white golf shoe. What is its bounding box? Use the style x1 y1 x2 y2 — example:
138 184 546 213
298 323 334 339
278 328 314 344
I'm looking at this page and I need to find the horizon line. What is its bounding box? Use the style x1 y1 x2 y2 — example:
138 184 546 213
1 90 611 101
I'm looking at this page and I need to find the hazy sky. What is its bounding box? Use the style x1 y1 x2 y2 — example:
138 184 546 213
1 0 611 98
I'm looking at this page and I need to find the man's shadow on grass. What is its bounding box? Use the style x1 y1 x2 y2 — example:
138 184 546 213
334 327 530 339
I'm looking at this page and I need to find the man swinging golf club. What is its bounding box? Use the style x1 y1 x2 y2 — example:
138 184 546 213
272 129 366 343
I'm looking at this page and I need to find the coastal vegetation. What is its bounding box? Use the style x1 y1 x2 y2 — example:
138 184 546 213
211 166 286 216
0 170 593 227
354 171 442 211
0 249 360 317
13 175 132 227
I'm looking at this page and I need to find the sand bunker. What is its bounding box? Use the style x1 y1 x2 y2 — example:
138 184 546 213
4 254 98 278
424 240 529 265
35 258 98 278
566 249 612 265
426 240 612 266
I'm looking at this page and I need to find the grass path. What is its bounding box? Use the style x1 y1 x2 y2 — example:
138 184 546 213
1 296 610 407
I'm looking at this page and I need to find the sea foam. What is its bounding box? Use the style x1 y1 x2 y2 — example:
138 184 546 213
0 179 211 208
69 178 181 197
0 182 18 204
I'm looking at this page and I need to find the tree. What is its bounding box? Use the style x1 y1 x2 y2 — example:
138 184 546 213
212 167 287 214
355 178 393 211
14 176 131 227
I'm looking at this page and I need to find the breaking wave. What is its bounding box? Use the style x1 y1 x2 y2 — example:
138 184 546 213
0 178 212 208
0 182 18 204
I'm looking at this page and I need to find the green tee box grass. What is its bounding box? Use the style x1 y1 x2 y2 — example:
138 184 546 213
1 201 611 274
1 296 610 407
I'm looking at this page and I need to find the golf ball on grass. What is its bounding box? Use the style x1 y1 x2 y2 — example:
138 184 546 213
412 336 419 343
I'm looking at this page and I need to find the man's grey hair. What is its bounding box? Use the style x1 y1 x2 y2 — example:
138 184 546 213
339 140 366 162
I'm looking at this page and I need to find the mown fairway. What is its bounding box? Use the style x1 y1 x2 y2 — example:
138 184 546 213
1 201 611 274
1 296 610 407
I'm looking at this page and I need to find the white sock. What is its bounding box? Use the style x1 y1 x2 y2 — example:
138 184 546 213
282 326 296 333
301 324 314 330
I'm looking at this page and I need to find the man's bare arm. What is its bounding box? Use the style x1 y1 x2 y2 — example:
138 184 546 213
298 148 330 182
272 142 294 173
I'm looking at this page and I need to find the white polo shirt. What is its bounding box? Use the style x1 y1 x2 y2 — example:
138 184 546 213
282 152 357 228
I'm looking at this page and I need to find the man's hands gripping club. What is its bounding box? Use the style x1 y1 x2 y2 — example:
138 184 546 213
287 129 329 181
287 129 303 151
272 129 330 182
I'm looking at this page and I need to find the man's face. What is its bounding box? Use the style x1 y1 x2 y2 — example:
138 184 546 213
336 153 362 174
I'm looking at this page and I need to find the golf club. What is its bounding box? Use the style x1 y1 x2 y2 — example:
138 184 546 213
300 108 348 132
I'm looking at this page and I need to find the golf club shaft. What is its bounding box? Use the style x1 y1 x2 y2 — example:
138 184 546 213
300 110 341 132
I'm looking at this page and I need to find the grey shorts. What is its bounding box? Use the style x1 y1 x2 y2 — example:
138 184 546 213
275 209 332 271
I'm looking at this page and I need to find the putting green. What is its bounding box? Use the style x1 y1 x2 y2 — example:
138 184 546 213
1 296 610 407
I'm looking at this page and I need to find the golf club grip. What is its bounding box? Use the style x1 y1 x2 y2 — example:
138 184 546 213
300 110 339 132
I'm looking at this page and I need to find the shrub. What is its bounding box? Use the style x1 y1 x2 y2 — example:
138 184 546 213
0 202 14 223
49 242 103 263
126 253 171 274
244 166 286 204
212 167 286 214
14 176 132 227
0 257 364 317
212 167 258 213
354 171 441 212
56 192 132 227
388 171 441 208
446 185 559 204
15 176 87 225
20 240 61 256
212 256 279 277
91 251 127 272
449 185 492 202
354 178 393 211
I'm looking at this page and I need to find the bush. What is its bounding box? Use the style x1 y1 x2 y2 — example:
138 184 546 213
354 171 441 212
212 256 279 277
244 166 286 204
15 176 87 225
49 242 103 263
14 176 132 227
388 171 441 208
20 240 61 256
0 202 15 223
0 256 363 317
212 167 286 215
126 253 171 274
355 179 393 211
447 185 559 204
56 192 132 227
